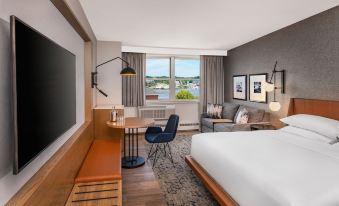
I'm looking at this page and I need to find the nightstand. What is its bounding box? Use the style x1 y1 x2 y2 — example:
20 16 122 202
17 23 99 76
250 123 275 131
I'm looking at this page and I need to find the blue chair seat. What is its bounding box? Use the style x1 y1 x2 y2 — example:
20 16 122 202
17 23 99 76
145 131 175 143
145 114 179 167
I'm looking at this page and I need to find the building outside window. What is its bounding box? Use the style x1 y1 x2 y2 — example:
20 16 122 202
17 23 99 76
145 56 200 101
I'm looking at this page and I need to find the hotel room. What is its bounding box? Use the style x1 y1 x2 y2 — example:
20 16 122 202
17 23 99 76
0 0 339 206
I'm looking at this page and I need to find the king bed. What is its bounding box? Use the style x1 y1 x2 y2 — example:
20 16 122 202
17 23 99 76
186 98 339 206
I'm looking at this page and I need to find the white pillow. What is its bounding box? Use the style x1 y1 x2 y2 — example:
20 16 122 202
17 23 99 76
280 114 339 140
207 103 222 119
280 126 332 143
235 108 249 124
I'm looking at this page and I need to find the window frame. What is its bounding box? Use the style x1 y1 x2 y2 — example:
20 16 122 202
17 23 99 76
145 54 200 103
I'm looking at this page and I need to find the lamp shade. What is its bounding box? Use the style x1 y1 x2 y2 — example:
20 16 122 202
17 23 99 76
120 66 136 76
269 101 281 111
264 82 275 92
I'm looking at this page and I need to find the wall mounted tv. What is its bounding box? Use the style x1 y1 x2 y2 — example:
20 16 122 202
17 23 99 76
10 16 76 174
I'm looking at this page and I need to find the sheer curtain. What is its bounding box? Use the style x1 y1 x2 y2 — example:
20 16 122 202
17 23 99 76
122 52 145 107
200 55 224 112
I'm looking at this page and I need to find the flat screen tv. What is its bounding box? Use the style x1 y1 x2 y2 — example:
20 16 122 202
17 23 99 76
10 16 76 174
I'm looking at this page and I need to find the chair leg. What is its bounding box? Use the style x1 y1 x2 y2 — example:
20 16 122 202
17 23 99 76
147 143 154 160
149 143 175 168
163 144 166 157
152 144 160 168
148 144 160 160
166 143 175 167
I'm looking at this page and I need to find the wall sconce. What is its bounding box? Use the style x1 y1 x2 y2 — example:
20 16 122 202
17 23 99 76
264 61 285 111
91 57 136 97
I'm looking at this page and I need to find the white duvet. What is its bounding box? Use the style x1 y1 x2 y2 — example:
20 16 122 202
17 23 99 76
190 129 339 206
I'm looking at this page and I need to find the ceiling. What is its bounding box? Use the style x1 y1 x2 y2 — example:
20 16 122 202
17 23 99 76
80 0 339 50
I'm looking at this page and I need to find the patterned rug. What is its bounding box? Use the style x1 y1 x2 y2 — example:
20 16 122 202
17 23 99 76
146 132 219 206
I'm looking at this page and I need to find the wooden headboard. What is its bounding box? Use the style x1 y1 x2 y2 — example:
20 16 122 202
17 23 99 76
288 98 339 120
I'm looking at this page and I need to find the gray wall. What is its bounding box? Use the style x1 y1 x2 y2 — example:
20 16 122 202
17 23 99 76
0 0 91 204
224 6 339 125
96 41 122 106
0 18 11 180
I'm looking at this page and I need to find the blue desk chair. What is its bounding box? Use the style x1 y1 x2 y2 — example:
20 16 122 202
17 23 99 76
145 114 179 167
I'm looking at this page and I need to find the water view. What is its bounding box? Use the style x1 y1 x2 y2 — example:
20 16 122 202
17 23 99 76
145 58 200 100
145 88 200 100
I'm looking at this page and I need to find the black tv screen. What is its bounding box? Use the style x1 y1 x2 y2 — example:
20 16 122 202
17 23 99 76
11 16 76 174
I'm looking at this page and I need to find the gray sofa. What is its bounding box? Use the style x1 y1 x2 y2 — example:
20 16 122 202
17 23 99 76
200 102 270 133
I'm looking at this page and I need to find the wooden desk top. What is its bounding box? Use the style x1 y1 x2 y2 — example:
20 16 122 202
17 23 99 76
107 117 155 129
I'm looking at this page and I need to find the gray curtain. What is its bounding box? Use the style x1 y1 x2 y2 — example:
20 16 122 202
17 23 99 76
122 52 145 107
200 55 224 112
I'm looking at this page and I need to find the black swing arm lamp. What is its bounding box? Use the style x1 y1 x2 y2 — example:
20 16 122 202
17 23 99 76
91 56 136 97
265 61 285 94
264 61 286 111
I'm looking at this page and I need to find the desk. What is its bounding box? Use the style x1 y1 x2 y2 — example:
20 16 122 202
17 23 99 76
107 117 154 169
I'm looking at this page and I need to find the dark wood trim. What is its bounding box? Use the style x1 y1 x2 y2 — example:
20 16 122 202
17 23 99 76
288 98 339 120
84 42 93 121
50 0 91 41
185 155 238 206
94 109 124 139
287 98 295 116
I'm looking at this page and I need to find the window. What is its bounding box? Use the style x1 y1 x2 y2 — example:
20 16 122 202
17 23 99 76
145 56 200 101
175 58 200 100
145 58 170 100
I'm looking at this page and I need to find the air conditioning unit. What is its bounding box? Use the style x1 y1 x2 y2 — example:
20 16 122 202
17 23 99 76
138 105 175 120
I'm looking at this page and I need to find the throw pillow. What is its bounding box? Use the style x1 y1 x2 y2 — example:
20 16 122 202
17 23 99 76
235 108 249 124
207 103 223 119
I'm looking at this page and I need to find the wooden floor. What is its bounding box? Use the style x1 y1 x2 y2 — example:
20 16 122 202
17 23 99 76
122 134 167 206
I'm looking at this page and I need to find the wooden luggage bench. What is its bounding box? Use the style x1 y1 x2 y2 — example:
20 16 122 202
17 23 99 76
65 139 122 206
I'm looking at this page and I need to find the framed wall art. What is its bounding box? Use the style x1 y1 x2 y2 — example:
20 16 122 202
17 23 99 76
249 73 267 103
233 75 247 101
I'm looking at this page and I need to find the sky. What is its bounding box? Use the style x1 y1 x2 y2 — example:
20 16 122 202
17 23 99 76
146 58 200 77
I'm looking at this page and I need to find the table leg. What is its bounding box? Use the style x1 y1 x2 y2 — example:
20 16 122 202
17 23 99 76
132 128 134 158
122 128 145 169
128 128 131 160
136 128 139 157
123 129 126 158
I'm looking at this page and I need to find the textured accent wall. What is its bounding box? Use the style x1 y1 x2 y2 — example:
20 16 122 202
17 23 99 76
224 6 339 125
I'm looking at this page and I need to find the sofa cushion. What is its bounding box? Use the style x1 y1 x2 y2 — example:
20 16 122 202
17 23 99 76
201 118 215 128
222 103 240 120
214 123 235 132
235 105 265 123
214 123 252 132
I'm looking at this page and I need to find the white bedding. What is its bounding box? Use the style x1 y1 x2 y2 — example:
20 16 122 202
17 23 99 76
190 129 339 206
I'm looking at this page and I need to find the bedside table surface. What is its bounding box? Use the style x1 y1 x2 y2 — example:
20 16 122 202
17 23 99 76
250 124 275 130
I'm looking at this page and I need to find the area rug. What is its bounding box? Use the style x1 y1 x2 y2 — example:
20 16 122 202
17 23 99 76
146 132 219 206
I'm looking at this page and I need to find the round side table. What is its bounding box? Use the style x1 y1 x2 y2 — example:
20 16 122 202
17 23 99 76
107 117 154 169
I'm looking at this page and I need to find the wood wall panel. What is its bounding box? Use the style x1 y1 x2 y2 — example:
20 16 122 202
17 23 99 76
84 42 93 121
94 109 124 139
6 122 94 206
50 0 91 41
7 0 96 205
288 98 339 120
